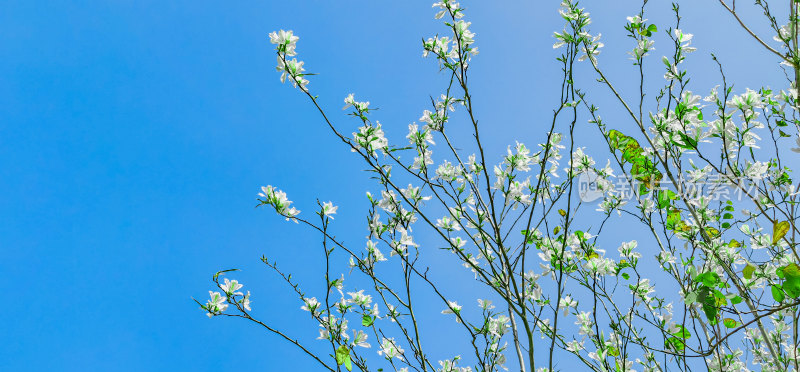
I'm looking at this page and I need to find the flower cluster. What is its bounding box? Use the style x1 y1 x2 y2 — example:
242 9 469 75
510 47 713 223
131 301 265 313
424 0 478 68
200 277 251 318
257 185 300 221
208 1 800 372
269 29 309 89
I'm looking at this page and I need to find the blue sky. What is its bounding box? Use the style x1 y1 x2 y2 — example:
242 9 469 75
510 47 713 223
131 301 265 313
0 1 790 371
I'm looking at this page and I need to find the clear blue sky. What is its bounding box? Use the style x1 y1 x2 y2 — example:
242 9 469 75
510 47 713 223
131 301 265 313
0 1 788 371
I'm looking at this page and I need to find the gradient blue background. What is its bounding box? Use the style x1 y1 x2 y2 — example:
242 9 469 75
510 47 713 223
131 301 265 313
0 1 788 370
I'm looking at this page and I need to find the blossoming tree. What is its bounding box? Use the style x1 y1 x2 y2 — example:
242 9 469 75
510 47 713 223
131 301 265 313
197 1 800 371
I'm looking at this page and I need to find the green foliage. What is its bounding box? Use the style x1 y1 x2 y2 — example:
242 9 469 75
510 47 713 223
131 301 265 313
782 263 800 299
772 285 785 303
743 263 756 280
607 129 663 193
773 221 790 245
335 345 353 371
362 314 375 327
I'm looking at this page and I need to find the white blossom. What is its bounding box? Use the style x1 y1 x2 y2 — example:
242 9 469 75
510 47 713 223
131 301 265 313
204 291 228 317
378 337 405 360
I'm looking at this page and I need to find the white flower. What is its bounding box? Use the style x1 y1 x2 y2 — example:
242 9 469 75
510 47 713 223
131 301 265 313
559 295 577 315
727 88 763 112
432 1 462 20
744 161 769 180
617 240 641 260
436 215 462 231
638 198 655 214
242 291 252 311
378 337 405 360
674 29 696 53
553 30 569 49
220 278 244 296
442 300 462 316
401 183 431 203
390 227 419 255
436 160 461 181
301 297 320 315
632 278 655 301
575 311 594 336
774 24 793 44
487 315 510 337
268 30 299 56
353 123 389 155
507 179 532 206
791 135 800 153
686 165 712 182
566 340 584 352
506 142 535 172
454 20 476 46
569 147 595 173
407 124 436 150
658 250 676 265
321 201 338 218
578 33 604 63
411 148 434 171
347 290 373 307
343 93 370 111
626 15 642 24
450 236 467 249
629 39 655 60
366 240 387 263
275 57 308 88
352 330 371 348
258 185 301 221
204 291 228 317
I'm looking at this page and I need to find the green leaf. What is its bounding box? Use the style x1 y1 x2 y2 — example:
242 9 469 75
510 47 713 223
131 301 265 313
782 264 800 298
335 345 352 371
730 295 743 305
713 289 727 307
705 227 720 238
743 264 756 279
672 325 691 339
666 337 685 351
784 278 800 299
621 272 630 280
723 318 737 328
773 221 791 245
698 287 719 323
641 24 658 37
696 272 720 287
656 190 675 209
684 291 697 305
362 314 375 327
666 208 681 229
784 263 800 277
772 285 786 303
